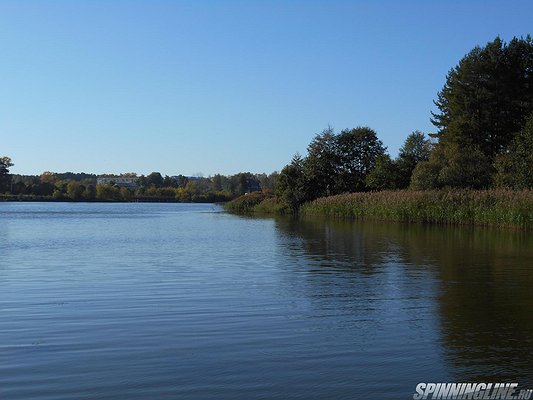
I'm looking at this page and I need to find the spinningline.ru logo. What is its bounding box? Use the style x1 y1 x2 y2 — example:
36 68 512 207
413 383 532 400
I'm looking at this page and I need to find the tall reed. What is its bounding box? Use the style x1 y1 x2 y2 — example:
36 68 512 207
300 189 533 229
224 191 290 214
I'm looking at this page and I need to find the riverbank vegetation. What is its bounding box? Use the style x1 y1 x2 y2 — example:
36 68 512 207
225 36 533 229
301 190 533 229
223 190 289 214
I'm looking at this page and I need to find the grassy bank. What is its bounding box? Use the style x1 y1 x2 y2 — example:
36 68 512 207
223 191 288 214
300 190 533 229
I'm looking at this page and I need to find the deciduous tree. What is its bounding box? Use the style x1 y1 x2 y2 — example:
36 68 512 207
396 131 431 188
365 155 401 190
494 112 533 189
303 127 339 199
276 154 306 211
335 127 386 193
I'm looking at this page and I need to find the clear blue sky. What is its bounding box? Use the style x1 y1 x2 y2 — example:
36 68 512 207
2 1 532 176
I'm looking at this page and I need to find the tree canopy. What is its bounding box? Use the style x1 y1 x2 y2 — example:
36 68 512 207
494 112 533 189
0 156 14 193
277 126 387 210
432 36 533 160
409 36 533 190
335 127 386 192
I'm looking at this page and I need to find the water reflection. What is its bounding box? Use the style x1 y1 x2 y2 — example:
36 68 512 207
274 217 533 385
2 203 532 399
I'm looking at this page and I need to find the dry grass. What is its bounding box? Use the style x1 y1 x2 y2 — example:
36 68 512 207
224 191 289 214
300 189 533 229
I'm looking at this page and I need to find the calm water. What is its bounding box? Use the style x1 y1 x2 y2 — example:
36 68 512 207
1 202 532 399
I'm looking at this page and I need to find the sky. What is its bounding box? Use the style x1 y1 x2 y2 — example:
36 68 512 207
2 1 533 177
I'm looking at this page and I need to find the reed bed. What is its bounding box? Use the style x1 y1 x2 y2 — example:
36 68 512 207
300 189 533 229
224 191 289 214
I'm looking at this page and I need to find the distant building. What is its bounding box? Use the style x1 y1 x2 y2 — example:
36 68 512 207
97 176 138 189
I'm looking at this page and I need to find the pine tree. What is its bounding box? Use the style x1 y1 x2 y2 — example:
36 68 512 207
432 36 533 161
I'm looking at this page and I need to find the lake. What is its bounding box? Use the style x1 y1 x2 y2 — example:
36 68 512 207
1 202 532 399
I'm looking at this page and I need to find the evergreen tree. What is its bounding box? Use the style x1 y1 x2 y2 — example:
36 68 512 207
432 36 533 162
276 154 306 211
146 172 164 188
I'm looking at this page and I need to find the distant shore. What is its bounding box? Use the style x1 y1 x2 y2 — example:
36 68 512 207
0 194 217 203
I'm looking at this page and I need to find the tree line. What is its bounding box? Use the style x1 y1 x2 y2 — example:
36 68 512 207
0 166 278 202
3 36 533 206
275 36 533 211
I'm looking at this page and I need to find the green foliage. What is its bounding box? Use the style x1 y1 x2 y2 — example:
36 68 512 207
157 187 176 198
174 175 189 188
67 181 85 200
334 127 386 193
96 184 122 201
119 187 132 201
0 156 14 193
304 127 339 199
432 36 533 161
8 172 89 200
438 144 493 189
83 184 96 200
0 156 14 172
252 196 288 214
424 36 533 190
365 155 401 190
4 168 266 203
37 182 55 196
40 171 58 184
163 175 178 188
277 126 386 209
146 172 164 188
212 174 223 191
301 189 533 229
52 189 64 200
410 143 492 190
224 191 272 213
55 172 97 182
224 190 288 214
410 160 441 190
494 112 533 189
256 172 278 191
363 131 431 191
276 154 306 212
396 131 431 188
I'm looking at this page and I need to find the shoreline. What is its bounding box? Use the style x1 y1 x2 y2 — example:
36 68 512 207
0 194 222 204
224 189 533 230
